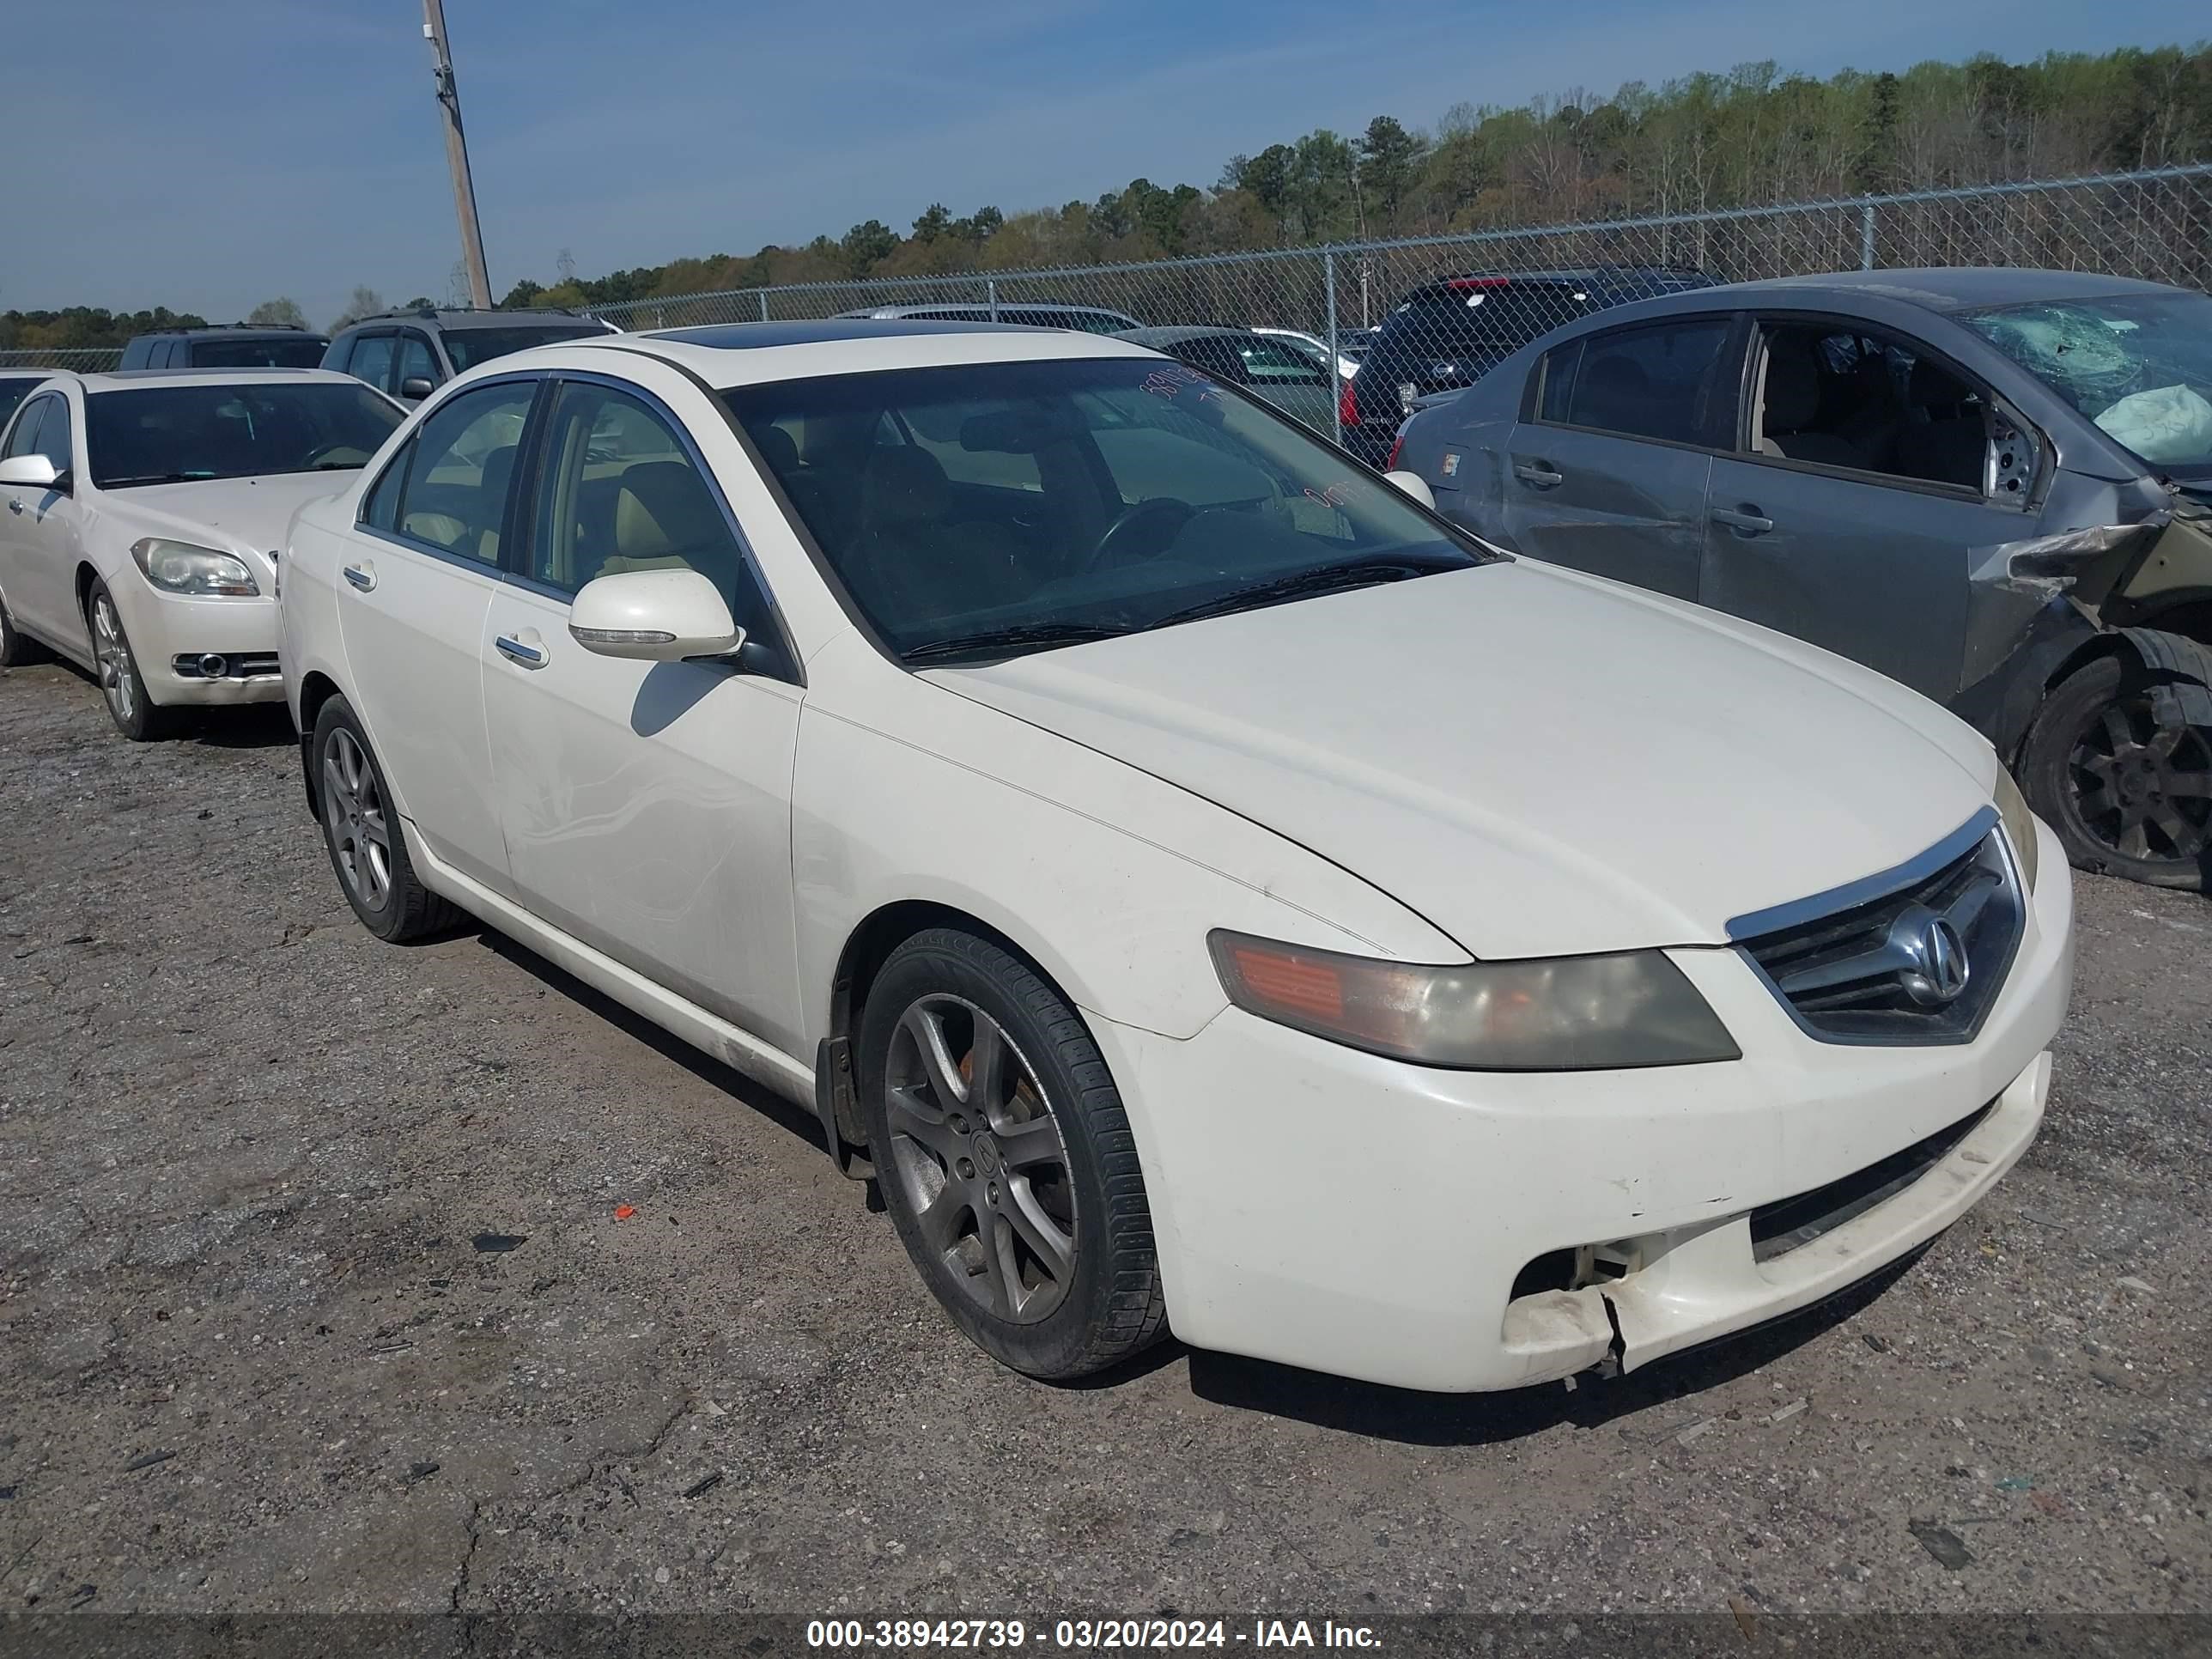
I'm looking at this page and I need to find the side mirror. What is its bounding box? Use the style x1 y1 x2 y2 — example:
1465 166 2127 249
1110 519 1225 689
568 568 743 663
0 454 61 491
399 376 436 402
1383 469 1436 512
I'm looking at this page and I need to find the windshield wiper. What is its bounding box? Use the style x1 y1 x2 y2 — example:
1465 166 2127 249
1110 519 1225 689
1144 555 1467 630
98 472 213 488
902 622 1132 665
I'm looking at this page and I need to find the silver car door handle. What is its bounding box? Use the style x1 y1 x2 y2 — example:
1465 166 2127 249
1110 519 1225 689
1710 506 1775 534
1513 462 1564 488
495 634 548 669
5 498 21 514
342 562 376 592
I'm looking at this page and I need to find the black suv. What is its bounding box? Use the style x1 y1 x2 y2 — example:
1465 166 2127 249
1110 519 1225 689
118 326 329 371
322 307 616 404
1338 266 1717 465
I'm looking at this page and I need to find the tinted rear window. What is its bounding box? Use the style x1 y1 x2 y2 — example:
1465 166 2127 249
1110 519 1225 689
0 380 35 429
189 337 328 368
1382 283 1592 356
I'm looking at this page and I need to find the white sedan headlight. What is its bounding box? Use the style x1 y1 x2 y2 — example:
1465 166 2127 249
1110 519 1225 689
1993 764 2040 893
1209 931 1739 1071
131 538 259 598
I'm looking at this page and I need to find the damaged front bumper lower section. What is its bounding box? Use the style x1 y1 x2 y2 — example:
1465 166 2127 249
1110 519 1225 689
1499 1052 2051 1384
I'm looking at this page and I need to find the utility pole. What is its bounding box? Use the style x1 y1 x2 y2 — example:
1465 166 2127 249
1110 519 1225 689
422 0 493 309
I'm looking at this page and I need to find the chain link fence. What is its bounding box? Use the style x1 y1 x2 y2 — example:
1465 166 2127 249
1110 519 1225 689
0 346 125 374
584 162 2212 449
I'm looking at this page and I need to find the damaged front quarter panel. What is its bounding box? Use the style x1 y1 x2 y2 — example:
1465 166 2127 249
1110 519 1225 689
1954 471 2212 753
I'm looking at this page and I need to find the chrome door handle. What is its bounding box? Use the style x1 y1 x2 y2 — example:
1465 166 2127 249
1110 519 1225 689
342 562 376 592
5 498 21 514
494 634 548 669
1710 506 1774 535
1513 462 1564 488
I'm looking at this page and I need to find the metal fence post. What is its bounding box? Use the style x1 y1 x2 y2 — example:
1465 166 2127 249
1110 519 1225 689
1860 199 1876 270
987 278 1000 323
759 291 769 323
1324 248 1341 447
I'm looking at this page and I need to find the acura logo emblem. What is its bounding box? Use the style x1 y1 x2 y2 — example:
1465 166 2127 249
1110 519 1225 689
1889 905 1970 1006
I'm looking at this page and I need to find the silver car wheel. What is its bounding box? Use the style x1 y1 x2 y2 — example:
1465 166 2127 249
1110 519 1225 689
322 727 393 910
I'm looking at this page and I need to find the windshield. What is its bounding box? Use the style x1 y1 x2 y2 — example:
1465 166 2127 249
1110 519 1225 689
86 382 404 488
443 325 605 372
1960 291 2212 477
724 356 1491 663
191 337 326 369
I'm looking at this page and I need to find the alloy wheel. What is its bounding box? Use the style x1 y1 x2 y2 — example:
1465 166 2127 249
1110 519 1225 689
2067 692 2212 865
322 728 394 910
883 994 1078 1323
91 592 137 727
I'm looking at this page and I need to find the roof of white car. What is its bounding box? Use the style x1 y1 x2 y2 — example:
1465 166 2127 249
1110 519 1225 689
70 368 366 393
526 319 1161 387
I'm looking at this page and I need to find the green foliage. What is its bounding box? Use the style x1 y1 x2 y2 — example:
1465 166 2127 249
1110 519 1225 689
246 297 308 329
0 306 209 352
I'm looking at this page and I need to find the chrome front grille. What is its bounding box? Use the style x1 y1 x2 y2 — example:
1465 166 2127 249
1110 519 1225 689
1730 810 2024 1045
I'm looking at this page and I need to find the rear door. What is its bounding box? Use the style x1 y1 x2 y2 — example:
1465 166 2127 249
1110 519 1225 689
334 376 539 889
1498 313 1740 600
1698 316 2039 702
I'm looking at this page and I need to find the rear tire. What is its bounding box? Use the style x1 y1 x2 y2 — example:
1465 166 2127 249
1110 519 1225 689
0 592 48 668
85 580 179 741
311 695 460 940
859 928 1167 1380
2020 653 2209 891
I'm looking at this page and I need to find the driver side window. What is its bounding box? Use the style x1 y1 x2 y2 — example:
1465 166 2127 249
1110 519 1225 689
521 380 773 640
3 396 53 460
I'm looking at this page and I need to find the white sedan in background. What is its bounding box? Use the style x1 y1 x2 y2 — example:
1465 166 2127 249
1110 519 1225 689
0 368 404 738
280 320 2071 1392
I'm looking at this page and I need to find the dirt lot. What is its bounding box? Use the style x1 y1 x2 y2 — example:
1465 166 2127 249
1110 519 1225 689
1 654 2208 1627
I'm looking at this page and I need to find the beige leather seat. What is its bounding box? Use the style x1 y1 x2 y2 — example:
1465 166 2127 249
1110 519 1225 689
591 461 737 590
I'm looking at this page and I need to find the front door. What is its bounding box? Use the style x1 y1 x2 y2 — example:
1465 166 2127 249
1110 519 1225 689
333 376 539 889
1498 314 1737 601
0 392 88 648
482 371 806 1055
1698 319 2042 703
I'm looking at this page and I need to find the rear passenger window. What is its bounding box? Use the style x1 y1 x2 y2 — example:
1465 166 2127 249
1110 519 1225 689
349 335 396 395
393 382 535 564
1540 319 1731 446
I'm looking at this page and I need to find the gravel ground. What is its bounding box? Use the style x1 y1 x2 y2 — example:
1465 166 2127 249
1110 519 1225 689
1 655 2208 1627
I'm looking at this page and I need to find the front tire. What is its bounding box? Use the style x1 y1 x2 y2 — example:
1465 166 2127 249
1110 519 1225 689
2020 653 2210 890
86 580 178 741
312 695 459 940
858 928 1167 1380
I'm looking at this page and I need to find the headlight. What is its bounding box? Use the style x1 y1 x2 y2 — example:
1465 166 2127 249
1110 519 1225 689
1208 931 1740 1071
1993 764 2040 893
131 538 258 597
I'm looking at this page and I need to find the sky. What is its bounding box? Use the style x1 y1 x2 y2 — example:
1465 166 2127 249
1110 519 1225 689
9 0 2207 330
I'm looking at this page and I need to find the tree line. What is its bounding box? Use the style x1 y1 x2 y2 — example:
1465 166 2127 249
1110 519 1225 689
6 41 2206 348
498 45 2212 309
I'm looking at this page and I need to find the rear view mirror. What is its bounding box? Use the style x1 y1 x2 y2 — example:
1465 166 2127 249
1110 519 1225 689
0 455 62 492
399 377 436 402
568 568 743 663
1383 469 1436 512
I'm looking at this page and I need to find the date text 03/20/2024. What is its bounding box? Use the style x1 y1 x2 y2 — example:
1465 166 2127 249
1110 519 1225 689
805 1620 1382 1649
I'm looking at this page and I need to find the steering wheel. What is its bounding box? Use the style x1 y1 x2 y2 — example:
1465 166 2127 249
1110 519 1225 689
1086 498 1196 574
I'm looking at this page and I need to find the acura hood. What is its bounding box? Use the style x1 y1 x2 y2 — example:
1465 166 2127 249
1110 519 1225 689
98 472 356 588
931 562 1998 960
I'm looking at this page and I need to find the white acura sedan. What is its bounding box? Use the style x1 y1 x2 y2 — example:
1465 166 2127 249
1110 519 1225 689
0 368 404 738
280 321 2073 1392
